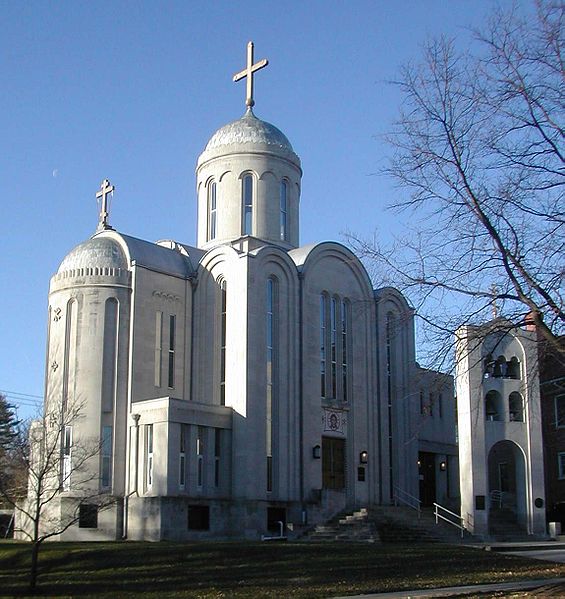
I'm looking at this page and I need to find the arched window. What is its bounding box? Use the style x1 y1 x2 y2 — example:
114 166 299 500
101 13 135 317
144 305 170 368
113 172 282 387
485 390 503 421
208 181 217 241
493 356 508 378
242 174 253 235
509 392 524 422
102 298 118 412
508 357 521 379
280 180 288 241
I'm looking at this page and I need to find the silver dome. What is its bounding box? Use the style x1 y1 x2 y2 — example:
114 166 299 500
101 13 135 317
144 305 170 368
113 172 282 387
58 236 128 274
200 109 299 164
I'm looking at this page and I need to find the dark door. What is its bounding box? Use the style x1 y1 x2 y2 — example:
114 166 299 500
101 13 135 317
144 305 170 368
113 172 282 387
322 437 345 489
419 452 436 507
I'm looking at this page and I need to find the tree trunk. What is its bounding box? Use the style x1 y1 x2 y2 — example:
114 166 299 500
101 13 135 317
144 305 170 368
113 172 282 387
29 540 40 592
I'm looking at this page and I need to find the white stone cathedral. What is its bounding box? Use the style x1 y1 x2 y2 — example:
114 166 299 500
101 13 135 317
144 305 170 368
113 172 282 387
22 44 459 541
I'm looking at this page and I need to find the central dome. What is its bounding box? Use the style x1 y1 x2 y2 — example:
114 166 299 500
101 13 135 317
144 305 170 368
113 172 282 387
198 109 299 166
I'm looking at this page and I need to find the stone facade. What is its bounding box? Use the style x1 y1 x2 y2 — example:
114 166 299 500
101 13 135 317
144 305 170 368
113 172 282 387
18 93 457 541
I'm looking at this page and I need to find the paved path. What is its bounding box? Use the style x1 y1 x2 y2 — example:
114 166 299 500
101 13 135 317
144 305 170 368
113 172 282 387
332 577 565 598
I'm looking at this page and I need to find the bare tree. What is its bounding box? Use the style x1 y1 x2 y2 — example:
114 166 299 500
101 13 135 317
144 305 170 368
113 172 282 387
353 0 564 369
0 400 113 592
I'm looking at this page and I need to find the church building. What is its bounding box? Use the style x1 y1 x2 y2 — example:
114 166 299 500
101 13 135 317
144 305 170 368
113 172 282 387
22 43 457 541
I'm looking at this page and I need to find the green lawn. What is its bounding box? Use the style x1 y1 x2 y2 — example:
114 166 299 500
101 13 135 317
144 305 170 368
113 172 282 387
1 541 564 598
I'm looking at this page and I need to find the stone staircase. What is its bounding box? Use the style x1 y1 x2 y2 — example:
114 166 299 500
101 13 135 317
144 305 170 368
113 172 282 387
304 506 480 544
306 508 379 543
488 508 530 541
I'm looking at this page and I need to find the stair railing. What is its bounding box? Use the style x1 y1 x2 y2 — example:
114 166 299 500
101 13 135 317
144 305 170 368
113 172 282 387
490 489 503 509
393 486 421 519
433 502 466 538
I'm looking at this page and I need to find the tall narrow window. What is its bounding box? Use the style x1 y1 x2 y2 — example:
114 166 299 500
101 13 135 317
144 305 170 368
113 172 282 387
146 424 153 489
62 425 72 491
63 299 78 413
214 428 221 488
280 180 288 241
438 393 443 418
101 425 112 489
242 174 253 235
429 393 434 417
220 281 227 406
208 181 217 241
320 295 327 397
330 298 337 398
266 278 276 492
102 299 118 412
154 311 162 387
168 315 175 389
197 426 204 489
420 390 425 415
386 313 396 501
179 424 186 490
341 300 348 402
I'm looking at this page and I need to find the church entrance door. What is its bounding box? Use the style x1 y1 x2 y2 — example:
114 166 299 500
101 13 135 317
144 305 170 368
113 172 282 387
322 437 345 490
418 452 436 507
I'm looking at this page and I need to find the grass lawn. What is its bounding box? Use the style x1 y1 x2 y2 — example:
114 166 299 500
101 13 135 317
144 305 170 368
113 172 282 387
1 540 565 598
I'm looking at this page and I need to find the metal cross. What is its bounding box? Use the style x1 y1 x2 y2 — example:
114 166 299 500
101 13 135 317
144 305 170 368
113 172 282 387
233 41 269 108
96 178 115 231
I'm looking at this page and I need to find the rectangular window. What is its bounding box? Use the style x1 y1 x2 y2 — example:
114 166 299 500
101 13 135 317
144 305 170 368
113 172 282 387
420 390 425 415
214 428 221 488
556 395 565 428
341 300 348 402
168 315 175 389
78 504 98 528
62 425 72 491
197 426 204 489
188 505 210 530
429 393 434 417
220 281 227 405
438 393 443 418
146 424 153 490
101 425 112 489
154 311 162 387
266 278 275 492
330 298 337 398
320 295 327 397
558 452 565 480
179 424 186 490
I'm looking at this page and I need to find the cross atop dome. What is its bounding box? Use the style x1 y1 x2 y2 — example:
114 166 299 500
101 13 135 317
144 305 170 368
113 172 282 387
96 178 115 231
233 41 268 109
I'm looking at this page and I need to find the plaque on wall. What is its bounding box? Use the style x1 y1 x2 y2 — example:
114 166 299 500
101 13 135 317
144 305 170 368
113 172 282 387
322 409 346 435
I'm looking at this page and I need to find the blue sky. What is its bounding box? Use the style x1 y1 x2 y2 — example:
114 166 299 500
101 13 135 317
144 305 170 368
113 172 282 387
1 0 516 418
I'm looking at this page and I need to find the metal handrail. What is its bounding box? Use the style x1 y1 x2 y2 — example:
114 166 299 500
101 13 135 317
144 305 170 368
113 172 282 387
433 502 465 538
393 486 421 519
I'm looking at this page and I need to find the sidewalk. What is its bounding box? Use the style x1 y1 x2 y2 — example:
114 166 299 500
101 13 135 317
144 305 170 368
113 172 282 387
332 577 565 598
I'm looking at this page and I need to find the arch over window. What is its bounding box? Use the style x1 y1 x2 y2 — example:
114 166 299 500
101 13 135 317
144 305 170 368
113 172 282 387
485 390 503 422
242 174 253 235
208 181 217 241
509 392 524 422
280 180 288 241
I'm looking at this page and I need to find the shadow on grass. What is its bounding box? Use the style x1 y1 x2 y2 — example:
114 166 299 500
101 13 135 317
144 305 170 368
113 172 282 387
1 542 565 598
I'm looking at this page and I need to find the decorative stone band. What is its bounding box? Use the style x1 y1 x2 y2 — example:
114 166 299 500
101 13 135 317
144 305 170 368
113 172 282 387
50 267 131 291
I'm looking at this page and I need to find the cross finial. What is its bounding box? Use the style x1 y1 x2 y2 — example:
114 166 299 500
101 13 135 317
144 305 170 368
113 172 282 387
233 41 269 109
96 179 115 231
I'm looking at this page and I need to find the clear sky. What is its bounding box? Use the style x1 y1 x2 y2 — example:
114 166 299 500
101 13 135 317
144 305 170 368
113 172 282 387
1 0 521 418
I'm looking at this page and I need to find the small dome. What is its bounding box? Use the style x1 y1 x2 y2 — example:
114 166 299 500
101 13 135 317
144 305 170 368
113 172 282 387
198 109 299 166
58 236 128 274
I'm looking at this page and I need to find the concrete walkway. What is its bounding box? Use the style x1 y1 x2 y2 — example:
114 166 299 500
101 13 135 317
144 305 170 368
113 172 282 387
332 577 565 598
